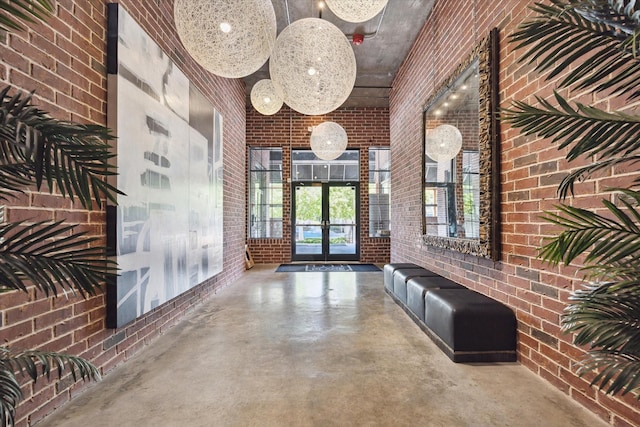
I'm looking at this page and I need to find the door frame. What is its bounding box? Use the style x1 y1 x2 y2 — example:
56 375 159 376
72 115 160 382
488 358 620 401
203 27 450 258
291 181 360 262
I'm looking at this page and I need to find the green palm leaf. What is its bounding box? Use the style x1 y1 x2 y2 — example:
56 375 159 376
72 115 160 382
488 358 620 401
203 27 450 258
0 0 53 32
582 263 640 281
565 282 640 349
0 164 34 200
0 363 21 427
580 352 640 397
0 220 116 297
539 190 640 267
556 156 640 199
0 86 123 209
511 1 640 98
0 346 100 426
511 0 640 401
503 92 640 162
563 281 640 397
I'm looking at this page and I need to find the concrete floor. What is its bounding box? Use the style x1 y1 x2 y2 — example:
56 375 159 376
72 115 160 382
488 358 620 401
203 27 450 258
38 264 608 427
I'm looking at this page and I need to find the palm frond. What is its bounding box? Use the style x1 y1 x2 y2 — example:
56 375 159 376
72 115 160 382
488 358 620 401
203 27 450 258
0 220 116 297
0 163 33 199
0 345 100 426
502 92 640 164
575 0 640 29
577 351 640 397
511 1 640 98
4 348 101 383
0 86 123 210
0 352 21 427
562 280 640 397
564 281 640 350
582 263 640 281
539 192 640 267
0 0 54 32
556 156 640 198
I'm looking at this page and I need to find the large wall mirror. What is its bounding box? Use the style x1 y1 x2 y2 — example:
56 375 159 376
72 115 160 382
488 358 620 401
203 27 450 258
422 28 500 261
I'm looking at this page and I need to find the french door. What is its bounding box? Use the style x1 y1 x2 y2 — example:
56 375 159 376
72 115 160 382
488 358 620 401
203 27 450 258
292 182 359 261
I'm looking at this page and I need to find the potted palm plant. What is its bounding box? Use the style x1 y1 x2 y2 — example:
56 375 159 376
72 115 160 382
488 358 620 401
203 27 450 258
504 0 640 398
0 1 121 425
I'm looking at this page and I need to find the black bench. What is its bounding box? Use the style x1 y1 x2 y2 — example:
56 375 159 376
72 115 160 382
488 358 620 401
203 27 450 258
383 263 417 293
383 263 517 363
392 268 440 304
424 289 517 363
406 276 465 322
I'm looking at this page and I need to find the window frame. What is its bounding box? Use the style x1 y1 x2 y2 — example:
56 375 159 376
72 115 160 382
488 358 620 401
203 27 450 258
368 147 391 238
248 147 283 239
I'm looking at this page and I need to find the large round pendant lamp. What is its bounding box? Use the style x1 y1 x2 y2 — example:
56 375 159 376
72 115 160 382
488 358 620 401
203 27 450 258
270 18 356 116
311 122 348 160
174 0 276 78
251 79 283 115
425 124 463 162
325 0 388 23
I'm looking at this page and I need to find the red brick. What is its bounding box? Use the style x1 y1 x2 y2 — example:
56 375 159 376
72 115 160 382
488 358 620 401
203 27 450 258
388 0 640 423
1 1 247 424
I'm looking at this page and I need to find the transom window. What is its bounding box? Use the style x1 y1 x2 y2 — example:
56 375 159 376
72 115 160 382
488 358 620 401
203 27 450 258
291 150 359 182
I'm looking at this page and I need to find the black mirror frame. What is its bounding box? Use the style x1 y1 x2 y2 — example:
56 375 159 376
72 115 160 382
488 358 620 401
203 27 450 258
421 28 501 261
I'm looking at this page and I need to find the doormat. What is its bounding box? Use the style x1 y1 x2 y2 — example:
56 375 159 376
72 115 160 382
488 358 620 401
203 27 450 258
275 264 381 272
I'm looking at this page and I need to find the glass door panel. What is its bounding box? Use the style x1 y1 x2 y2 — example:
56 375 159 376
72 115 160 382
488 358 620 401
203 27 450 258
293 185 323 257
328 186 357 257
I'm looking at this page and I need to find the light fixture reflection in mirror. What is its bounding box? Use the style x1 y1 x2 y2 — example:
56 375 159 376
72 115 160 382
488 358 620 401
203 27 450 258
425 124 463 162
422 28 500 261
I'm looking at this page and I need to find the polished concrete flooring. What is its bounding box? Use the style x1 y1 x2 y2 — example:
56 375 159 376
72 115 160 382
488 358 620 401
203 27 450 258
38 265 607 427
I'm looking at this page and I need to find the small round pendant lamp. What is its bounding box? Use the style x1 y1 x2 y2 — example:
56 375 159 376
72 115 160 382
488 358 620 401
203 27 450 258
311 122 348 160
251 79 283 115
174 0 276 78
424 124 463 162
270 18 356 116
325 0 388 23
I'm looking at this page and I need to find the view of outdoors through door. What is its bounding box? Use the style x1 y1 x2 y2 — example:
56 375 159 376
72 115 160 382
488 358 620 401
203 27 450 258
291 150 360 261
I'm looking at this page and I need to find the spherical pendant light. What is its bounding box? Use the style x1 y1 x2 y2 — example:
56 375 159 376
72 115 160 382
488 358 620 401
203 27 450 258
174 0 276 78
425 124 463 162
325 0 388 23
251 79 283 115
311 122 348 160
270 18 356 116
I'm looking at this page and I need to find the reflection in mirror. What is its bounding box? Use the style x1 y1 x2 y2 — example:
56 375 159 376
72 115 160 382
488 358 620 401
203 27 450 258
424 59 480 239
422 28 500 261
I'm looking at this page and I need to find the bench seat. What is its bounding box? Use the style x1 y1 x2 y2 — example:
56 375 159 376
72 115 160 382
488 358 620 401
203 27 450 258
383 263 417 293
392 268 440 304
406 276 465 322
424 289 517 363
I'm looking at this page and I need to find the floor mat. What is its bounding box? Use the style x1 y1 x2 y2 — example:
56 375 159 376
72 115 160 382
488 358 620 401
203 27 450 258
275 264 381 272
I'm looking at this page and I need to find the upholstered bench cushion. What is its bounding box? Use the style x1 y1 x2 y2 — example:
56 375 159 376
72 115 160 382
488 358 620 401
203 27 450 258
406 276 465 322
393 268 439 304
424 289 517 363
383 263 417 293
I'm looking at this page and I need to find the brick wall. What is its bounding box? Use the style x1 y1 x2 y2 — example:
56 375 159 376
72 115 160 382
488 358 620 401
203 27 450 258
0 1 246 425
391 0 639 425
246 106 390 264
